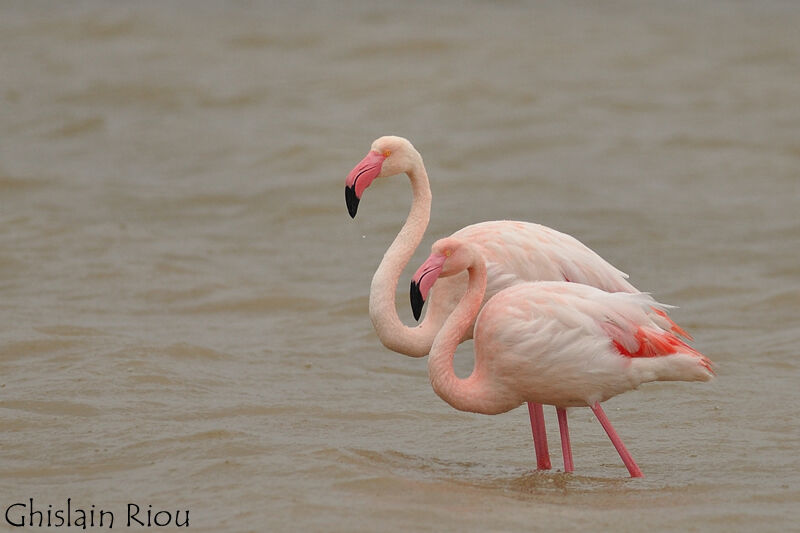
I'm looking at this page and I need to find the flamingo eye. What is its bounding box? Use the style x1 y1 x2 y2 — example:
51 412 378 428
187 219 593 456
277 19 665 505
383 150 391 158
444 250 452 257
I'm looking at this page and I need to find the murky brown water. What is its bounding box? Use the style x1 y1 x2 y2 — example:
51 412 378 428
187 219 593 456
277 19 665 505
1 1 799 531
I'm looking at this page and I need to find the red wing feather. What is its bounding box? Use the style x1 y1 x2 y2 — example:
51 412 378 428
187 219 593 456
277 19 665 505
611 325 714 374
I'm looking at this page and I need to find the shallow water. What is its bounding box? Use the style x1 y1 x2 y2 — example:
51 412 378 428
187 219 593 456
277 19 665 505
1 1 799 531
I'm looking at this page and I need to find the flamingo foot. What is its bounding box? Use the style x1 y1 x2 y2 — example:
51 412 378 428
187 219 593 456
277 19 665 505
590 402 643 478
556 407 574 473
527 402 551 470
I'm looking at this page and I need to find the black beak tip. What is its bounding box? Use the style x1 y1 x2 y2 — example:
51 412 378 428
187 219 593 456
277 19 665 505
410 281 424 321
345 186 359 218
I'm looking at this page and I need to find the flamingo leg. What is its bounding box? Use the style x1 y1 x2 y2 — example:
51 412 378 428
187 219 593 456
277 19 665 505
527 402 551 470
589 402 644 478
556 407 574 473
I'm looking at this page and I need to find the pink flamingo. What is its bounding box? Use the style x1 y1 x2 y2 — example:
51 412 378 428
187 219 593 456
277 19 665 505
345 136 693 471
410 237 714 477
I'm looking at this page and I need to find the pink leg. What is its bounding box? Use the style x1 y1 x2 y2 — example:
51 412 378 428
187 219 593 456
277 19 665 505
556 407 574 473
589 402 644 478
527 402 551 470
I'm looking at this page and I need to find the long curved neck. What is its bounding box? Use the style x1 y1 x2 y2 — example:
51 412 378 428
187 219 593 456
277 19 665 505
369 160 434 357
428 257 495 414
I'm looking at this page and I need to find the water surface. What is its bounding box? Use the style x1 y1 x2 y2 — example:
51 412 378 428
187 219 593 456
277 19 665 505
1 1 799 531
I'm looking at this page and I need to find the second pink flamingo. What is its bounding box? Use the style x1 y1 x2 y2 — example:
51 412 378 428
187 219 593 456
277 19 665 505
410 237 714 477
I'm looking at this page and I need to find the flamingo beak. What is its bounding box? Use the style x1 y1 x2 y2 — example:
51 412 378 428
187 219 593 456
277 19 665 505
410 253 447 321
345 186 360 218
345 151 386 218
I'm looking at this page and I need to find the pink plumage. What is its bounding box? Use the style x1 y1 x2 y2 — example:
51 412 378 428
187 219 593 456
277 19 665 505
345 135 703 475
411 237 714 477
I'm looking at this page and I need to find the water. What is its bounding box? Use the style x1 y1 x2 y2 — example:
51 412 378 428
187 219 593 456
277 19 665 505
1 1 799 531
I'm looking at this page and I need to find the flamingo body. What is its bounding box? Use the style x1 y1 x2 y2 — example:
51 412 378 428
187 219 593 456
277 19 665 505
470 282 713 411
413 238 713 476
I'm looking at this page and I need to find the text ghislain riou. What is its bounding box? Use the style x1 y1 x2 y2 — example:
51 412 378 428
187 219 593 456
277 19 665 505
5 499 189 529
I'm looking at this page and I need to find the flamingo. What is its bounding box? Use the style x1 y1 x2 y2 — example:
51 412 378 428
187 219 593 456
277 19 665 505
345 136 693 471
410 237 714 477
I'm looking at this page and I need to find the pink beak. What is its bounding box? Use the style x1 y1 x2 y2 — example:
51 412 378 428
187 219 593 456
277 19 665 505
345 151 386 218
410 253 447 321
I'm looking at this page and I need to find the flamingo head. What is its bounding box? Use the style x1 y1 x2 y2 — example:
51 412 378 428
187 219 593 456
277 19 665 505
409 238 471 321
345 136 418 218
